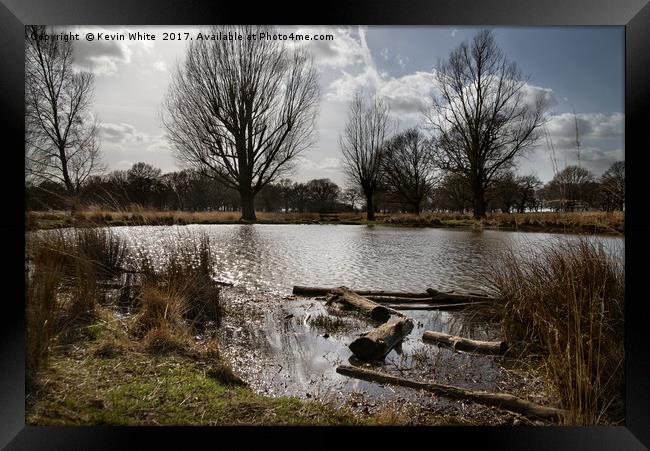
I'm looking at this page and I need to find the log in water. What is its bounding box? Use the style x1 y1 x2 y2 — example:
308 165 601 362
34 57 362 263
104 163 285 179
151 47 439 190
348 318 414 361
336 365 566 421
292 285 431 298
423 330 508 354
386 301 491 311
426 288 494 303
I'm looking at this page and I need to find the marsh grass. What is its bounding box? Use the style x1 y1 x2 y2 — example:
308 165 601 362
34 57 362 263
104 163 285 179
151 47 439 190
484 237 624 424
137 233 221 327
26 232 66 391
307 313 358 333
26 227 221 389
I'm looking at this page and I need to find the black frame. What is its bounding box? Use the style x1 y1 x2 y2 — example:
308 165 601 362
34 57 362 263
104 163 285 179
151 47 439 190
2 0 649 448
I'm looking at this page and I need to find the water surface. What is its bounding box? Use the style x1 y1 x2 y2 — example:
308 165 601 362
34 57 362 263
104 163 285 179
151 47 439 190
110 224 623 419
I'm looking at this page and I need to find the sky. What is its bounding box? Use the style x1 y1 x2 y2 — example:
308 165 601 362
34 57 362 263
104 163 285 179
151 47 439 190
63 25 624 186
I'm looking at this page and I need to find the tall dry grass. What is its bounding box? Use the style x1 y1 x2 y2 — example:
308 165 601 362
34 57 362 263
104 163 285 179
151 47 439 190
138 233 221 326
485 237 624 424
25 233 67 390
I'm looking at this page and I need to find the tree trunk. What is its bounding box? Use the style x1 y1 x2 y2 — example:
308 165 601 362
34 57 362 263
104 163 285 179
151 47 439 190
422 330 508 354
426 288 493 303
292 286 431 299
349 318 414 361
329 287 393 322
335 365 567 421
472 188 486 219
240 189 257 221
472 180 485 219
366 193 375 221
386 301 491 310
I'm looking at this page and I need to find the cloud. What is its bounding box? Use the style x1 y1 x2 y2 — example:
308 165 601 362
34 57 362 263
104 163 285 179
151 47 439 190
289 26 368 70
145 135 172 153
451 28 458 37
100 123 170 153
545 112 624 143
297 156 341 171
522 83 557 109
535 112 624 178
69 26 154 75
100 122 146 143
395 53 409 70
152 60 167 72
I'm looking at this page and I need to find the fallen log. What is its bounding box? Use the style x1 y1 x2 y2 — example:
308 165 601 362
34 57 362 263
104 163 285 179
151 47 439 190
292 285 430 298
423 330 508 354
335 365 566 421
426 288 494 303
386 301 491 311
365 295 437 303
348 318 414 361
330 287 406 322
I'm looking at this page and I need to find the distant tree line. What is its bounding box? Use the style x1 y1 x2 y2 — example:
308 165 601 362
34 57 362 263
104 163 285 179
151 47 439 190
25 26 624 217
26 160 624 214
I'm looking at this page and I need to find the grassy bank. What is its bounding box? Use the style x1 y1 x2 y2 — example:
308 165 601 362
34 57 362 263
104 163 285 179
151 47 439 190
485 237 625 425
25 228 363 426
27 209 624 235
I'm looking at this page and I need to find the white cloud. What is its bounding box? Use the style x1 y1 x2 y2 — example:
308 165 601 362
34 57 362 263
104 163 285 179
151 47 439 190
324 27 436 118
69 26 155 75
100 122 146 143
297 156 341 171
522 83 557 108
289 26 368 70
395 53 409 69
146 135 172 153
546 112 624 142
100 123 170 153
152 60 167 72
451 29 458 38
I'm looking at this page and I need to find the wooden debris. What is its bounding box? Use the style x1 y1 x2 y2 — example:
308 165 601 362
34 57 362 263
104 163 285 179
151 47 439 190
348 318 414 361
426 288 493 303
386 301 491 311
422 330 508 354
335 365 567 421
329 287 393 322
292 285 430 298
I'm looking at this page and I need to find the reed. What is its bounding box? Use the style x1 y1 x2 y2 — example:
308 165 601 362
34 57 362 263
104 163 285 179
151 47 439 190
485 237 624 424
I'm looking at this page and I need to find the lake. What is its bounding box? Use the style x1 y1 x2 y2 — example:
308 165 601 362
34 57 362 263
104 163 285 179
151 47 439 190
109 224 624 420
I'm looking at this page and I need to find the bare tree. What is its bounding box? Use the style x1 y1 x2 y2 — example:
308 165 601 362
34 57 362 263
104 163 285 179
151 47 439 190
342 187 362 211
340 92 391 220
25 25 102 205
162 25 319 221
425 29 548 218
382 128 437 214
599 161 624 211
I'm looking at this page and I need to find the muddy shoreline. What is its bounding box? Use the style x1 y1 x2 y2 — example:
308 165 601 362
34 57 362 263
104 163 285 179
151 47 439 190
215 286 557 425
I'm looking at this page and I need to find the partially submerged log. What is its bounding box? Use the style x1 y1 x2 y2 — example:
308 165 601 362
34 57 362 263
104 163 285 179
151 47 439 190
365 295 437 303
426 288 494 303
348 318 414 361
423 330 508 355
329 287 405 322
386 301 491 311
292 285 430 298
336 365 567 421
